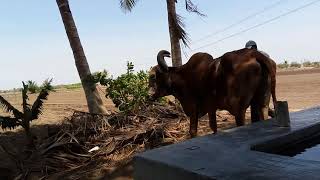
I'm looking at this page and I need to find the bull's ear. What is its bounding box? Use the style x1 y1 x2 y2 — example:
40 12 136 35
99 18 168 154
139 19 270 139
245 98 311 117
157 50 170 72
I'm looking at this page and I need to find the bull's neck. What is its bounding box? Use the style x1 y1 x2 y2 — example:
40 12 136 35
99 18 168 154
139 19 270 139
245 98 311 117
168 67 184 99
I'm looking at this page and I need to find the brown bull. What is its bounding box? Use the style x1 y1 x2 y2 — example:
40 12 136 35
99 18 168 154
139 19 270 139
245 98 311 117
262 58 277 119
148 48 277 137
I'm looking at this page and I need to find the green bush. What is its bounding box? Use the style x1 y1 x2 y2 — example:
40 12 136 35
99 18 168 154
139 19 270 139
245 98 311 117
312 62 320 68
290 61 301 68
303 61 313 67
91 69 110 85
58 83 82 90
277 61 289 69
104 62 149 113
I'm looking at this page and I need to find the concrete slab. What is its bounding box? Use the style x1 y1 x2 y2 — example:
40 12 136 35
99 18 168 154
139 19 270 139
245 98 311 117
134 107 320 180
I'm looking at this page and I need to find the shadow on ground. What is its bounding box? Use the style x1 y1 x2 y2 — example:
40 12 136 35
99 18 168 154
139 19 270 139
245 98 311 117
0 123 135 180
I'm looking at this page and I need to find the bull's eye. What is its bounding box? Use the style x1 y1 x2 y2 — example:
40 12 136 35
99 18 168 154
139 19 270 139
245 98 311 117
150 74 156 80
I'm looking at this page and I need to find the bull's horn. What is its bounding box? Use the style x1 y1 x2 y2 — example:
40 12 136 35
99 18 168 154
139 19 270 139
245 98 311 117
157 50 170 72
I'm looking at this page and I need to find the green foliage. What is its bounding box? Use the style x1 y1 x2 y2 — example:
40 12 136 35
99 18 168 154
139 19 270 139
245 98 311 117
26 80 39 94
104 62 150 113
312 62 320 68
0 79 52 140
40 78 54 92
278 60 320 69
302 61 320 68
58 83 82 90
277 61 289 69
290 61 301 68
303 61 313 67
91 70 111 85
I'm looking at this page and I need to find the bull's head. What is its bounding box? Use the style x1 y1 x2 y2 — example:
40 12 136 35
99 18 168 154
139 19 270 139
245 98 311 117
148 50 172 101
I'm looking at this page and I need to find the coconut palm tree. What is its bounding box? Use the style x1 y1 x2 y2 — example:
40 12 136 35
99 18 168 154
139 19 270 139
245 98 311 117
120 0 204 67
56 0 107 114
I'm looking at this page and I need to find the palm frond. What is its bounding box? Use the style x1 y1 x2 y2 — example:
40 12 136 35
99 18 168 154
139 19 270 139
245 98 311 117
168 10 190 47
0 95 23 119
31 88 50 120
41 78 54 92
120 0 139 12
0 116 20 130
22 82 31 115
185 0 206 16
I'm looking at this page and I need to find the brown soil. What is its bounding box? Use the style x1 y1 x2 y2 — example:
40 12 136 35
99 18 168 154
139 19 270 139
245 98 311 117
276 68 320 111
0 68 319 179
1 68 319 125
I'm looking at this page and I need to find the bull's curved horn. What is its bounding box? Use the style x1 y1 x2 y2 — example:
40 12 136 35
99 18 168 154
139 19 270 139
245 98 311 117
157 50 170 72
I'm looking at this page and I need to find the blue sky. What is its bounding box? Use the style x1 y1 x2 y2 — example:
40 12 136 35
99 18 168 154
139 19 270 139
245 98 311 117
0 0 319 89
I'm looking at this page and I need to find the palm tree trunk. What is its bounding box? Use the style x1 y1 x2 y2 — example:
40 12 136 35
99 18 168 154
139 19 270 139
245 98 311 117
166 0 182 67
24 122 35 146
56 0 107 114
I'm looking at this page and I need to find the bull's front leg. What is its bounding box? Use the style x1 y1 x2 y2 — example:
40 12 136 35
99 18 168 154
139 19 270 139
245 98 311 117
208 111 217 134
189 110 199 138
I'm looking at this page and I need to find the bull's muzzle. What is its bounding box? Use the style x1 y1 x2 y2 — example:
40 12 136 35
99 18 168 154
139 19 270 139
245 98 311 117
148 88 156 101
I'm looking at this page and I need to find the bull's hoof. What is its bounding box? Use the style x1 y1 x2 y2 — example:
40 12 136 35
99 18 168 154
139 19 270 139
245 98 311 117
187 133 197 139
268 109 275 118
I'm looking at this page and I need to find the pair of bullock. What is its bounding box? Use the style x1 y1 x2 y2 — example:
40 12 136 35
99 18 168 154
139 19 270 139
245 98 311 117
148 48 277 137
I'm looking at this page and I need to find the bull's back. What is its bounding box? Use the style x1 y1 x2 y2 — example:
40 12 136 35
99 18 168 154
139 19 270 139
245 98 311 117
216 49 262 112
182 52 215 88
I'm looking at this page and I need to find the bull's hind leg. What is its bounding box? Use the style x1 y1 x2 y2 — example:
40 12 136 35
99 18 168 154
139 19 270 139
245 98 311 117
250 75 270 122
250 99 262 122
235 109 246 126
268 108 275 118
208 111 217 134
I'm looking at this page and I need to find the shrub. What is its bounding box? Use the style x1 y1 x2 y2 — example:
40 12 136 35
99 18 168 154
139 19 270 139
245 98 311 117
290 61 301 68
63 83 82 90
104 62 150 113
312 62 320 68
303 61 313 67
92 69 110 85
277 61 289 69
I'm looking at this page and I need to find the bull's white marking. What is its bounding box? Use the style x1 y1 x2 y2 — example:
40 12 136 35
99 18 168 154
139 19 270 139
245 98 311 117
215 59 221 74
148 87 156 97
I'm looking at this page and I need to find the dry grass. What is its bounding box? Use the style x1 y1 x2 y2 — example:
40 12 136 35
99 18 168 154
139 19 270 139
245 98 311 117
1 103 193 179
0 101 244 179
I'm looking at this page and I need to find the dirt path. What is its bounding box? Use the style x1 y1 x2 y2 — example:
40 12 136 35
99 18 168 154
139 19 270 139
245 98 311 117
277 69 320 111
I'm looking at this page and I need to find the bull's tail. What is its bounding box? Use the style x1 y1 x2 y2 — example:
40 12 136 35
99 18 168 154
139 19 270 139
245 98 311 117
253 51 277 110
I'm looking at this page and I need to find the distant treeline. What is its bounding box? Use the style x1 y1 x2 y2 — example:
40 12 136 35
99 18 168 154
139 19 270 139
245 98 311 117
277 61 320 69
0 82 82 93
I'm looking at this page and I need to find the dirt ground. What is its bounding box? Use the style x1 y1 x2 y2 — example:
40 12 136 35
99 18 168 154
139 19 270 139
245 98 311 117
1 68 319 127
0 68 319 179
276 68 320 111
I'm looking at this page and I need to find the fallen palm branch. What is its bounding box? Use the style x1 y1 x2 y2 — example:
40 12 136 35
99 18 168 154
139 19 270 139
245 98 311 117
13 102 191 179
9 102 239 179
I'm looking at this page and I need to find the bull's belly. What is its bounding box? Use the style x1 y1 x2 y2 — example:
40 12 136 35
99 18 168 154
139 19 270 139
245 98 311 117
217 95 252 116
197 110 208 118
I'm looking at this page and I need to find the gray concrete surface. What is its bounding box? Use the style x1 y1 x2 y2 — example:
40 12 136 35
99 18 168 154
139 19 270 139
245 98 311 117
134 106 320 180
